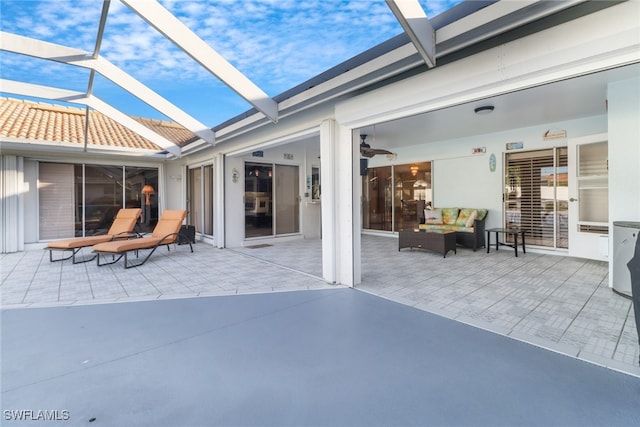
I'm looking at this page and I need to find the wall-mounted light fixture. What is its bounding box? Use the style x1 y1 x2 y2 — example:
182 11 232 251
474 105 495 115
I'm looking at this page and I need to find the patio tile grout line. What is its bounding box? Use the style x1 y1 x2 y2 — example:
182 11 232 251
505 256 590 334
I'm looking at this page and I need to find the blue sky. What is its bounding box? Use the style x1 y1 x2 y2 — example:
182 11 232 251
1 0 462 127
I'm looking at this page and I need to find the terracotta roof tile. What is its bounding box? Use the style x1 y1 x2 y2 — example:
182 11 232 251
0 97 199 151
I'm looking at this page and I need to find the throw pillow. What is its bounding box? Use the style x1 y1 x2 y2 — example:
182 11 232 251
465 210 478 227
456 208 475 226
424 209 443 224
441 208 459 225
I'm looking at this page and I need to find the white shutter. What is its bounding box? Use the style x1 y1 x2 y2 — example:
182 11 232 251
39 163 75 239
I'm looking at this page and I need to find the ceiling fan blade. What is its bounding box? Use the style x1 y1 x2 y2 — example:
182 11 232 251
360 147 376 158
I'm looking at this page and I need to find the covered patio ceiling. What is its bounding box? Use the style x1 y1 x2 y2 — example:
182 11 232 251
362 62 640 149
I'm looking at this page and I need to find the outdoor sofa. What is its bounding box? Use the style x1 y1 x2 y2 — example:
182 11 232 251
416 201 488 251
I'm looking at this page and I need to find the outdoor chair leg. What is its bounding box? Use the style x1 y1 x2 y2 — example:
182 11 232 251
96 252 124 266
49 248 79 263
49 248 97 264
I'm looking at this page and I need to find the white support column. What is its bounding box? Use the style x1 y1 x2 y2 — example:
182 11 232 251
0 155 24 253
215 153 226 248
320 120 360 286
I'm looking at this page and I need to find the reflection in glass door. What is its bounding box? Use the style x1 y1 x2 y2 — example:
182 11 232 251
245 162 273 238
362 162 432 232
275 165 299 234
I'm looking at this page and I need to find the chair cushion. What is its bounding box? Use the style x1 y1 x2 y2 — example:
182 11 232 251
93 237 163 253
152 210 186 238
47 235 113 249
106 208 142 235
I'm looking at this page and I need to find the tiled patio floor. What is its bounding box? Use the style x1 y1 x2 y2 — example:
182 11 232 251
1 235 639 377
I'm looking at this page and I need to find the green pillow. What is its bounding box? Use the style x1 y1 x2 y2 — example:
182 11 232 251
456 208 476 226
441 208 459 225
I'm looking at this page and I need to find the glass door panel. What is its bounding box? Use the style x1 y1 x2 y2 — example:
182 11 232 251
245 162 273 238
363 166 392 231
556 148 569 249
203 165 214 235
187 165 214 236
125 167 158 233
505 148 567 249
394 162 431 231
275 164 299 235
577 141 608 230
188 168 202 232
84 165 124 235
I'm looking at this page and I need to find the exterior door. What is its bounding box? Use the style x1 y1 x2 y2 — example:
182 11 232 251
568 133 609 261
504 148 568 249
187 164 214 238
275 164 300 235
244 162 273 238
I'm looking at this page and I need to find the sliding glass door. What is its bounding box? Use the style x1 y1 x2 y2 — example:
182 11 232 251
38 162 157 239
504 148 568 249
187 164 214 237
362 162 432 232
275 164 299 235
244 162 300 238
245 162 273 238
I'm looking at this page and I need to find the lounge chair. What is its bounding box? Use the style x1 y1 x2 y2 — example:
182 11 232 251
93 209 192 269
46 208 142 264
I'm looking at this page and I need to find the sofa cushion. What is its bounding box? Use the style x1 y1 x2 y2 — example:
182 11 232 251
424 209 443 224
465 210 478 227
476 209 488 221
442 208 459 225
456 208 476 226
418 224 474 233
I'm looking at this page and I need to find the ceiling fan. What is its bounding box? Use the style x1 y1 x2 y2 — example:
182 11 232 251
359 134 393 158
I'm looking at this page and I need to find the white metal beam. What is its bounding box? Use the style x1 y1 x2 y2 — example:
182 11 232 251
0 31 215 144
386 0 435 68
1 79 181 157
121 0 278 123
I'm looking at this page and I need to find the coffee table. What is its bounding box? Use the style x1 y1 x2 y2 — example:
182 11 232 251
398 229 457 258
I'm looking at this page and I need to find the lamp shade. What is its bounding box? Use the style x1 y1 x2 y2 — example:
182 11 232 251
142 184 155 194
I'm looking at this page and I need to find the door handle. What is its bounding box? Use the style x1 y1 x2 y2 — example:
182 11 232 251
569 197 578 202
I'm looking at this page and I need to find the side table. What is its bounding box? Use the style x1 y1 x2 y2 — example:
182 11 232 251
486 228 526 257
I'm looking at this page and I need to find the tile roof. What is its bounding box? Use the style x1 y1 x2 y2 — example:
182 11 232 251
0 97 198 151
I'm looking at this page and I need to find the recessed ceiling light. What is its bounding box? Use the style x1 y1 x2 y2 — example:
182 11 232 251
474 105 495 115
